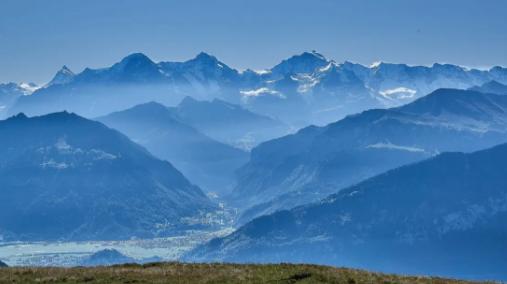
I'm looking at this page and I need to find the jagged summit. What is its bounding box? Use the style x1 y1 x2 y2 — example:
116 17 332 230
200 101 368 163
7 50 507 123
182 52 234 73
193 52 219 62
48 65 75 86
271 51 330 75
5 112 28 121
58 65 73 74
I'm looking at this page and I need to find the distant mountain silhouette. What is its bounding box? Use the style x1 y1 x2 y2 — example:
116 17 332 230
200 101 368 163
80 249 136 266
98 101 248 195
6 52 507 127
169 96 290 150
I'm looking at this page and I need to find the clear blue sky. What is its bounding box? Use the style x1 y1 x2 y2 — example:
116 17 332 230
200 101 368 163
1 0 506 84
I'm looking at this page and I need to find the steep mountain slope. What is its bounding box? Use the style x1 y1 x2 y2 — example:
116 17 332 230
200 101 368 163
0 112 216 241
231 89 507 223
8 51 507 127
169 97 290 150
469 80 507 95
0 261 6 268
98 102 248 195
189 143 507 280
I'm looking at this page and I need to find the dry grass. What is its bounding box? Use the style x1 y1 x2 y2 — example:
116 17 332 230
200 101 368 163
0 262 493 284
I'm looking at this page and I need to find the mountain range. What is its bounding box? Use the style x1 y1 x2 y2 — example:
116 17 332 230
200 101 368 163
3 51 506 128
167 96 290 150
230 89 507 223
97 101 248 195
188 142 507 280
1 50 507 279
0 112 216 241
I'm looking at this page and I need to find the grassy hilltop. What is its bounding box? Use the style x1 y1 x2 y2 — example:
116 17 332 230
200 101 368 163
0 262 492 284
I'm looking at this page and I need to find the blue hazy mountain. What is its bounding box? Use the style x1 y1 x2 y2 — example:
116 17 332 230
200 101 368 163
469 80 507 95
79 249 162 266
188 142 507 280
6 52 507 127
269 51 329 78
0 260 7 267
231 89 507 223
80 249 136 266
168 96 291 150
158 52 242 92
98 101 248 195
9 52 242 119
0 112 216 241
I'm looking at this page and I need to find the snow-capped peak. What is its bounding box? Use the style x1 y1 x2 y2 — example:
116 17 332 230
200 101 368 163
59 65 73 75
271 51 330 76
307 50 327 61
369 61 383 68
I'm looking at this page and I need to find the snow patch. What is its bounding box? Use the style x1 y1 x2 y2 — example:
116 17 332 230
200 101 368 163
19 82 40 94
253 69 271 75
369 61 383 68
240 87 283 98
366 142 426 153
